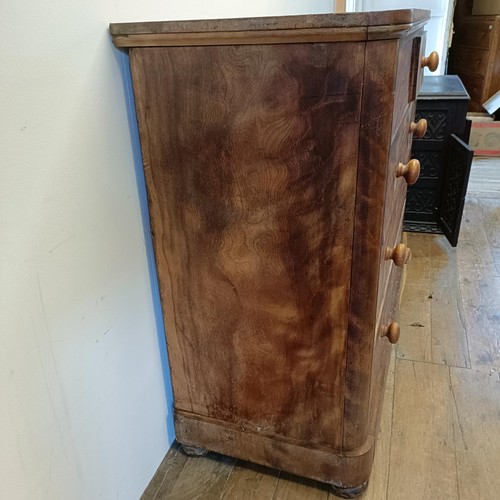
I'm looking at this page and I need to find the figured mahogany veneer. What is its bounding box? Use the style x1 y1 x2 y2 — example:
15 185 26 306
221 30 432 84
110 9 431 495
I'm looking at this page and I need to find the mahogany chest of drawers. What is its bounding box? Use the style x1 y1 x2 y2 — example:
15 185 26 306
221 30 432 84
111 9 434 496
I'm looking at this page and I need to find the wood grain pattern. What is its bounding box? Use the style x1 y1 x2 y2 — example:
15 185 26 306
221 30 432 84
429 258 471 368
400 233 430 286
364 350 395 500
112 23 429 48
398 234 471 368
449 16 500 110
451 46 490 76
122 12 430 491
220 461 279 499
112 28 368 48
174 411 375 488
273 472 330 500
456 72 486 109
140 443 187 500
143 352 397 499
131 43 363 449
368 266 402 441
451 17 495 48
166 452 235 499
396 283 432 363
453 198 496 269
459 265 500 371
140 157 500 499
110 10 430 37
391 37 418 141
467 157 500 200
387 360 458 500
450 366 500 500
477 197 500 269
377 113 414 317
144 444 189 499
343 37 399 451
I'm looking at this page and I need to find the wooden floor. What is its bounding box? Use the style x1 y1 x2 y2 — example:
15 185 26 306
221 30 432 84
142 157 500 500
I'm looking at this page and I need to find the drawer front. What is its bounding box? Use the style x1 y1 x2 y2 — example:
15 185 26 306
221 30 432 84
377 205 405 325
458 72 486 104
385 105 414 241
392 35 424 141
377 104 415 316
368 263 403 437
416 31 427 94
455 20 494 49
377 264 403 347
344 31 426 452
392 37 421 138
452 46 490 77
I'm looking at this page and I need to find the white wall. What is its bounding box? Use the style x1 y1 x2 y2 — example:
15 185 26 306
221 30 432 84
353 0 452 75
0 1 332 499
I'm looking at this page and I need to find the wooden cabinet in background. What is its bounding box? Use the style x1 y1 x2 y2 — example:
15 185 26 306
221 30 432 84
449 15 500 111
110 10 433 497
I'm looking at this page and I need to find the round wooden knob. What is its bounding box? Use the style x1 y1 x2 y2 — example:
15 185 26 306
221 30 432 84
382 322 400 344
396 159 420 185
421 51 439 72
385 243 412 267
409 118 427 138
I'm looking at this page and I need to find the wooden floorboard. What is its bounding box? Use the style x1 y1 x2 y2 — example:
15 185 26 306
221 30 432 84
477 197 500 272
141 443 189 500
450 366 500 500
467 156 500 199
396 284 432 363
220 460 280 499
387 360 458 500
142 156 500 499
273 472 331 500
164 452 235 500
362 351 395 500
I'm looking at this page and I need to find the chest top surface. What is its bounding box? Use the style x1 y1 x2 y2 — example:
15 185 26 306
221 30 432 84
110 9 430 48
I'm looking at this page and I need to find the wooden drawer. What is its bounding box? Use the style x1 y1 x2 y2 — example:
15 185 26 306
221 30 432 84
416 31 427 96
392 35 424 141
451 46 490 76
377 105 415 316
391 37 422 138
458 72 486 104
368 264 403 437
385 105 414 242
376 264 403 352
454 19 495 49
377 209 405 324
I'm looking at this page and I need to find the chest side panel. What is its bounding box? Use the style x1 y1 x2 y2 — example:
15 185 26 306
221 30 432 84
130 43 363 449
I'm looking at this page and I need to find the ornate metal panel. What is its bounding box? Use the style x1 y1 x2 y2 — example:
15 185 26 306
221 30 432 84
415 110 448 140
403 221 443 233
406 187 438 214
412 150 441 178
439 134 474 246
